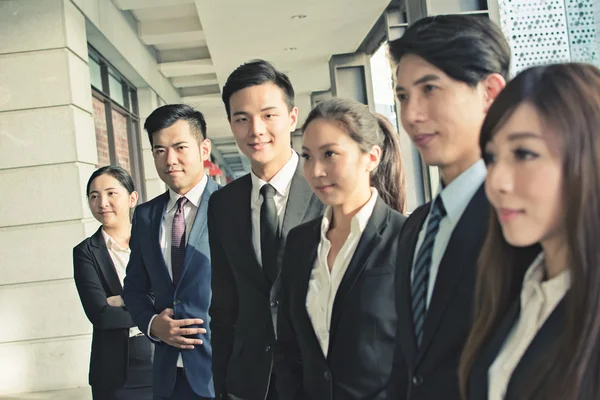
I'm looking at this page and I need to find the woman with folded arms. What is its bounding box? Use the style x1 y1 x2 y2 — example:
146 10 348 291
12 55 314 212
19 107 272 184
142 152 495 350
74 166 153 400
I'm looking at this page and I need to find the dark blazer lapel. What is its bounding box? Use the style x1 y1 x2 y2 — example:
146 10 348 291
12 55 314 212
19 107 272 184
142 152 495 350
149 191 172 283
281 165 312 238
418 185 488 361
296 220 324 358
505 298 565 399
469 298 522 400
89 227 122 295
328 198 388 351
180 178 219 282
232 175 270 288
398 205 429 363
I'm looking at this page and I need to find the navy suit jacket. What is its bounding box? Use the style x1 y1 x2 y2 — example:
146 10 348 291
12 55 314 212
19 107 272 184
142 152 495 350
123 178 219 398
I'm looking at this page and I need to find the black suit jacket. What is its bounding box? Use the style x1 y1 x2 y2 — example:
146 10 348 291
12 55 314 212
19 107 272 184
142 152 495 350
275 198 406 400
208 163 324 400
392 185 489 400
467 297 565 400
73 227 138 390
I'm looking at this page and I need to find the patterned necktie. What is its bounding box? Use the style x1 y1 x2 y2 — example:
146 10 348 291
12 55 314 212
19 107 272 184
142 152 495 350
260 184 279 284
171 196 188 287
411 196 446 347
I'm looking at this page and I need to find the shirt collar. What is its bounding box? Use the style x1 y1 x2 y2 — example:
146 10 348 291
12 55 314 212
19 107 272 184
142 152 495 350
320 188 379 240
167 174 208 213
101 229 129 252
251 150 299 204
522 252 571 296
434 159 487 224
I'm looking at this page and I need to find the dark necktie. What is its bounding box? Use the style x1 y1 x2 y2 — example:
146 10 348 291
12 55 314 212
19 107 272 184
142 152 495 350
260 184 279 284
411 196 446 347
171 196 188 287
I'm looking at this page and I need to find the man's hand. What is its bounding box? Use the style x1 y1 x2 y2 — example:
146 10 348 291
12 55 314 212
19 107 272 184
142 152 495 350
150 308 206 349
107 295 124 307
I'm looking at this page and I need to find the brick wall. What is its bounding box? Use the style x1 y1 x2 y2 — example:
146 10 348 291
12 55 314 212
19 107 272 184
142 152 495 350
111 109 131 173
92 97 110 167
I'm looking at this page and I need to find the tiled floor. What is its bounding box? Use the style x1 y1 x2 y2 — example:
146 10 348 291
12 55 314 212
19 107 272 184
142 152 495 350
0 388 90 400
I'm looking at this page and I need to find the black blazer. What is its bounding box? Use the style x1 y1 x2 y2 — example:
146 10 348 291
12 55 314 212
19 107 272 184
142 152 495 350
391 185 489 400
275 198 406 400
467 297 566 400
208 163 324 400
73 227 137 390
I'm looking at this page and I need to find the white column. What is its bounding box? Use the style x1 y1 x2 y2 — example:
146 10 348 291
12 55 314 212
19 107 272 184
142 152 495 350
137 87 166 200
0 0 97 395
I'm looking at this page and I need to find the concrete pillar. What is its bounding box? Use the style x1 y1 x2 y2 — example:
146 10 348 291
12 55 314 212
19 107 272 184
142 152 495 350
137 87 166 200
0 0 96 395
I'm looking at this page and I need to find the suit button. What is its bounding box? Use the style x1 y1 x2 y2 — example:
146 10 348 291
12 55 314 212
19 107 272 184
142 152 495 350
324 371 331 381
412 374 423 386
265 345 271 352
270 300 279 308
173 299 181 306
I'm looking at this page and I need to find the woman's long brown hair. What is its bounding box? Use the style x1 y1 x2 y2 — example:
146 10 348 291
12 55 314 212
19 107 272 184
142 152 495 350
459 63 600 399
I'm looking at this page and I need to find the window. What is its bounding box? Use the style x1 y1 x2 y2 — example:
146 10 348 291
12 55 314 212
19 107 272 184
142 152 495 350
88 46 145 200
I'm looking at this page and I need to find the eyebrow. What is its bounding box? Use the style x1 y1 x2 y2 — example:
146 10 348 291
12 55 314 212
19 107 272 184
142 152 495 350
507 132 543 141
232 106 279 117
152 141 188 149
302 143 339 152
395 74 440 92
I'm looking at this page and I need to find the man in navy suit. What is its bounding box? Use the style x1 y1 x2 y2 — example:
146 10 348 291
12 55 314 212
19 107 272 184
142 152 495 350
123 104 218 400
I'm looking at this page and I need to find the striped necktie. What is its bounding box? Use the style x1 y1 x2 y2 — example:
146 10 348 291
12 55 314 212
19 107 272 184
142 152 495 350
411 196 446 347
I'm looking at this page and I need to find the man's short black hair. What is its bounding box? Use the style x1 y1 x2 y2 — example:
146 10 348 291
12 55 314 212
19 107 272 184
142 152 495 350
388 15 511 86
144 104 207 146
221 59 295 119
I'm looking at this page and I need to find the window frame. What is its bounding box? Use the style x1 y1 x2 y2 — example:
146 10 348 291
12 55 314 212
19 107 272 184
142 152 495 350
88 45 146 201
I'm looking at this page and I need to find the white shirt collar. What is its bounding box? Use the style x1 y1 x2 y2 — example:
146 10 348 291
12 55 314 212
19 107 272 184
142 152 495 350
166 174 208 213
522 252 571 294
251 150 298 204
320 188 379 239
435 159 487 223
101 229 129 252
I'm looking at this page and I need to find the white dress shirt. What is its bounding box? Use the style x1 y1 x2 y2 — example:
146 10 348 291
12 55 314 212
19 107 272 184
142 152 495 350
148 174 208 368
488 253 570 400
250 150 298 264
411 159 487 307
101 229 143 338
306 188 379 357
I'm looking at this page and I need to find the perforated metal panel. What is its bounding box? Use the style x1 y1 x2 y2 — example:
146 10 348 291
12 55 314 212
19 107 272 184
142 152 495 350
566 0 600 64
498 0 572 74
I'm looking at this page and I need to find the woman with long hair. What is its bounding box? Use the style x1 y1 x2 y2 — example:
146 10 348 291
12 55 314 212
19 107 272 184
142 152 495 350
459 63 600 399
73 166 153 400
275 97 407 399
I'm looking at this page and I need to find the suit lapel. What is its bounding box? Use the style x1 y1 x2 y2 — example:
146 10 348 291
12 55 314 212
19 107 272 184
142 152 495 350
418 185 488 362
89 227 122 295
149 191 172 283
179 179 218 285
328 199 388 349
233 175 270 287
505 298 565 399
398 205 429 364
281 166 312 238
470 298 522 399
296 220 325 360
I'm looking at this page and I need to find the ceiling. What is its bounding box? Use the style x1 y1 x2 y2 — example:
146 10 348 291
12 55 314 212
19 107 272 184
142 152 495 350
113 0 390 177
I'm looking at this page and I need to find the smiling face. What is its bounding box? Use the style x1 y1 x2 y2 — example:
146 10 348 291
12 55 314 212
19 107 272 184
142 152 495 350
228 82 298 175
151 119 211 195
302 118 379 209
88 174 138 228
395 54 499 182
484 102 564 248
